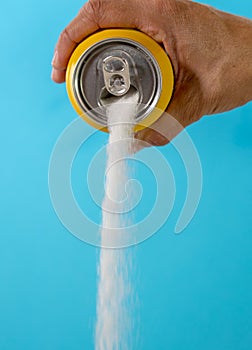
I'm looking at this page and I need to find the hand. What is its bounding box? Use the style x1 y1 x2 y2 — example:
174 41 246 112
51 0 252 145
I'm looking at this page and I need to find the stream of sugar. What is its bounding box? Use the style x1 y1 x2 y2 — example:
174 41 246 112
95 93 138 350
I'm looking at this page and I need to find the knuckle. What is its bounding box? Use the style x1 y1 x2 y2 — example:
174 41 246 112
160 0 180 17
81 0 104 24
58 27 77 46
155 0 170 12
60 28 72 42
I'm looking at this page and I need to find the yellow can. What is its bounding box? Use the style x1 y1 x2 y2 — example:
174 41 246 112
66 29 174 132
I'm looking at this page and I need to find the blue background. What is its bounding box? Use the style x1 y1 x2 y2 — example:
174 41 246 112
1 1 252 349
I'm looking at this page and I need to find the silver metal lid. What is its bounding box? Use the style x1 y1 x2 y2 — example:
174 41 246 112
72 38 162 127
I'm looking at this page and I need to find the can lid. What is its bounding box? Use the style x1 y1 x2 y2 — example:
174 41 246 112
66 29 174 132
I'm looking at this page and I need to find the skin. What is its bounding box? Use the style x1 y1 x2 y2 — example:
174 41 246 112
51 0 252 146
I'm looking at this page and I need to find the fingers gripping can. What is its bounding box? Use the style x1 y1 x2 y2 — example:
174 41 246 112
66 29 174 132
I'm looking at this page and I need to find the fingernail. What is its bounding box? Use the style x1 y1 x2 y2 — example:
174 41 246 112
51 50 58 66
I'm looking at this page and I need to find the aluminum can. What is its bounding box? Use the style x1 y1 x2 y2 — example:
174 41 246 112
66 29 174 132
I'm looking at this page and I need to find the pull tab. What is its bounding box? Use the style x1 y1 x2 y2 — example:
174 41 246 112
102 56 131 97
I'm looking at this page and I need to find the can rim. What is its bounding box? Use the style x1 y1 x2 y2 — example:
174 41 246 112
66 29 174 132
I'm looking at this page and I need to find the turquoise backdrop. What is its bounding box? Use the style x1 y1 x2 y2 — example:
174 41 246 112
0 1 252 349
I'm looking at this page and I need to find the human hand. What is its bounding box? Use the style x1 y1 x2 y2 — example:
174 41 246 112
51 0 252 145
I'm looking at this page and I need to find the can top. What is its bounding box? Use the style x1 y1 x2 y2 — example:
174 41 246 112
66 29 174 132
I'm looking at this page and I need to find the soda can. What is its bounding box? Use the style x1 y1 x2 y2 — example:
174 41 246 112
66 29 174 132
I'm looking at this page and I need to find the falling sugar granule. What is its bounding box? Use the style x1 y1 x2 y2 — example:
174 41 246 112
95 92 138 350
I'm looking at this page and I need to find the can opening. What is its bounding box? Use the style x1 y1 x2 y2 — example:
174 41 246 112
99 85 139 106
